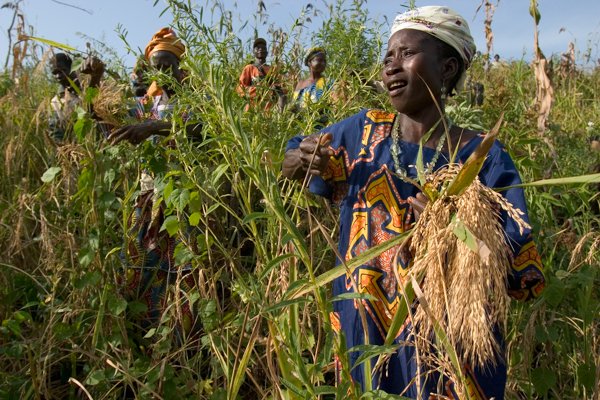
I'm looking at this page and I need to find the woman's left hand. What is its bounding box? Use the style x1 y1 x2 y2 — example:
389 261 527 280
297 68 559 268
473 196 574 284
407 192 429 221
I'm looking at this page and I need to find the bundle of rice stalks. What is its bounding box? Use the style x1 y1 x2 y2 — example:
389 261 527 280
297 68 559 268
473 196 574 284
409 163 529 371
92 79 131 127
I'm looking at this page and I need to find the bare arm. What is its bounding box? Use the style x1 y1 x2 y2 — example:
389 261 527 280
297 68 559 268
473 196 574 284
79 56 105 89
108 120 171 145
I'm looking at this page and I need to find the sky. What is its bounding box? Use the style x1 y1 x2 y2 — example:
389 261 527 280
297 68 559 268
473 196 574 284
1 0 599 70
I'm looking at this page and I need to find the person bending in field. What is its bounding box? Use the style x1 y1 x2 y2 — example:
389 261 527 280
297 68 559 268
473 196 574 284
237 37 286 112
108 28 202 336
48 52 107 141
282 6 545 399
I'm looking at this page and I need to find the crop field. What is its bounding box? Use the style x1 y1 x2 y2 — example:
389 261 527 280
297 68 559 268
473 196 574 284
0 1 599 399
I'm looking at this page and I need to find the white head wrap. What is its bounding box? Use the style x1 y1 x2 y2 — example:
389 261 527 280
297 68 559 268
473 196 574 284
390 6 476 93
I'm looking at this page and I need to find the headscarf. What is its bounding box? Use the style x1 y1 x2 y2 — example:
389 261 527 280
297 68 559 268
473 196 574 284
144 28 185 97
390 6 476 93
144 27 186 61
304 47 326 66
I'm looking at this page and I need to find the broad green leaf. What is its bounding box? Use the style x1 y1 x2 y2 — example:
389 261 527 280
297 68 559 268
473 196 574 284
2 319 21 336
143 328 157 339
103 168 116 187
85 369 106 386
173 243 193 265
73 116 93 142
74 270 101 289
167 188 181 208
577 362 595 392
127 300 148 315
542 276 565 308
77 167 93 193
189 191 202 212
13 311 32 324
77 249 95 269
107 295 127 316
161 215 179 236
531 367 556 397
99 191 116 209
446 113 503 196
53 321 74 340
84 87 99 104
41 166 61 183
163 179 174 203
189 212 202 226
178 188 190 211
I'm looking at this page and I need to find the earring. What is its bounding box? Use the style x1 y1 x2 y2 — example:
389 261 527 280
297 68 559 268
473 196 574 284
440 83 447 101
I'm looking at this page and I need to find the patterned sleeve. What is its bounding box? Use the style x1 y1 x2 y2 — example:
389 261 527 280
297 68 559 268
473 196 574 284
479 141 546 301
285 109 367 204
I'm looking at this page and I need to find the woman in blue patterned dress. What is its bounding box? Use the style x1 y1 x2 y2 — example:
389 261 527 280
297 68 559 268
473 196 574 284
282 6 545 399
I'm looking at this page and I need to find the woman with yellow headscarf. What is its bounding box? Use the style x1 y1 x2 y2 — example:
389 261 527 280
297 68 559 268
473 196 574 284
283 6 544 399
291 46 336 128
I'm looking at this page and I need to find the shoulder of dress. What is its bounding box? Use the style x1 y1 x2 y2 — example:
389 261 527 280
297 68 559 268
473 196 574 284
364 109 395 124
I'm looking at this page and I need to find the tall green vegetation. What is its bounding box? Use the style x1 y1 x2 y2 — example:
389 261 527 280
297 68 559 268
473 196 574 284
1 1 599 399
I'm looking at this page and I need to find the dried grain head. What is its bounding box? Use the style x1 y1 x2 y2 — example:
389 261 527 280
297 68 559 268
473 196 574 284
92 79 130 126
407 163 527 377
569 231 600 271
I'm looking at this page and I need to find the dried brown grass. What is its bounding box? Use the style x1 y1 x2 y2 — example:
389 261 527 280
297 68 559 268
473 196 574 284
569 231 600 271
409 164 529 371
92 79 130 127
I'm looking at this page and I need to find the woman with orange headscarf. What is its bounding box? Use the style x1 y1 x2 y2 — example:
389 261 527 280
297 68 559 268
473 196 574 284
109 28 201 336
110 27 188 143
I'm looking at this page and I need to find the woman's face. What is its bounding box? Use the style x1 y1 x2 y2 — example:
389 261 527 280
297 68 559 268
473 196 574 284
150 51 182 82
308 53 327 74
51 58 72 88
381 29 447 115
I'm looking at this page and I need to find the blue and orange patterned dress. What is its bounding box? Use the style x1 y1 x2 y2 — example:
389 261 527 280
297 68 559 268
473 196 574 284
286 109 545 399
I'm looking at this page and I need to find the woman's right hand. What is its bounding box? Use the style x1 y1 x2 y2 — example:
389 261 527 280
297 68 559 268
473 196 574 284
282 132 333 180
298 132 334 176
